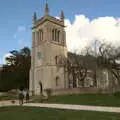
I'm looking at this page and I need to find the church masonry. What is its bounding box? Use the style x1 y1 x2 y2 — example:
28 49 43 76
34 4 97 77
29 3 68 95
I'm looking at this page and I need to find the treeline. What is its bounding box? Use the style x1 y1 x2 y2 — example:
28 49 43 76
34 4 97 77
0 47 31 91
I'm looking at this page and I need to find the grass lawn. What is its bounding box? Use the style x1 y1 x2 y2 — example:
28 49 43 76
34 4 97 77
0 94 17 101
42 94 120 107
0 106 120 120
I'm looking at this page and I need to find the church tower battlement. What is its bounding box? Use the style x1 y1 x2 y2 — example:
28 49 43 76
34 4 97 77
30 3 68 95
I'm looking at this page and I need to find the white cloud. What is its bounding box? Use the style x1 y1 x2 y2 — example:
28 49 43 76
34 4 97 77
55 16 60 20
17 26 26 32
65 15 120 52
2 53 13 64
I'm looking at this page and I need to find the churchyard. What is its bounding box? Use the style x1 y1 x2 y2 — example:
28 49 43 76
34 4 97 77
32 93 120 107
0 1 120 119
1 90 120 107
0 91 120 120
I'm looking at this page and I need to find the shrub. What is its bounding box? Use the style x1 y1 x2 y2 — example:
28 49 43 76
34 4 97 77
45 88 52 97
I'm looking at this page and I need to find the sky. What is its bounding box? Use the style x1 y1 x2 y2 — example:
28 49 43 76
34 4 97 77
0 0 120 64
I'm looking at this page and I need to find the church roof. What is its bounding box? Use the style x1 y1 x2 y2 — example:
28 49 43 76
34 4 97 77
68 52 96 70
32 15 65 29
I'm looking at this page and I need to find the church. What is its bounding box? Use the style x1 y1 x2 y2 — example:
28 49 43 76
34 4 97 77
29 3 68 95
29 3 119 95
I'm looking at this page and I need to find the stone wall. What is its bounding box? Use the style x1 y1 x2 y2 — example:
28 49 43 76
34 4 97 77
49 87 101 96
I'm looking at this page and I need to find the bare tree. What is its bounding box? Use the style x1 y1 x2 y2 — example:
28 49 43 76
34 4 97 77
57 41 120 89
97 43 120 86
79 41 120 89
59 52 88 88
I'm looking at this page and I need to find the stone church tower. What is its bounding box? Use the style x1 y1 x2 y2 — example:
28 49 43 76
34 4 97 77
29 3 68 95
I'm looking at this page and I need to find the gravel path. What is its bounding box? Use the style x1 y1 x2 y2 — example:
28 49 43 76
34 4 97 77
24 103 120 113
0 101 120 113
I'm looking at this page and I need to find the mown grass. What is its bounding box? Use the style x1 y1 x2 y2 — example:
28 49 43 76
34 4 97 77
42 93 120 107
0 106 120 120
0 94 18 101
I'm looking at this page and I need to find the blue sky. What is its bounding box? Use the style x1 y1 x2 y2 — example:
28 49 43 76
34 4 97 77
0 0 120 64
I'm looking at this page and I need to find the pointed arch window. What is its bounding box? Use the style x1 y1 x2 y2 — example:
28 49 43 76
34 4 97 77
55 56 58 65
52 29 55 41
62 31 65 45
55 29 57 41
38 29 43 44
37 52 41 60
52 29 60 42
40 29 43 41
56 76 60 86
57 30 60 42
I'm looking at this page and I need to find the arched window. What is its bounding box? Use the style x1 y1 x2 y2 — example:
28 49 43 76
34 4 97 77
57 31 60 42
52 29 55 41
39 29 43 41
39 81 43 94
38 29 43 44
56 76 60 86
52 29 60 42
55 29 57 41
55 56 58 64
37 52 41 60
